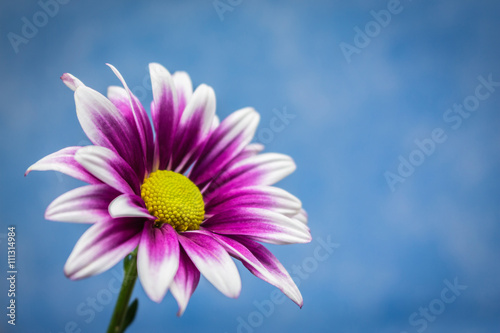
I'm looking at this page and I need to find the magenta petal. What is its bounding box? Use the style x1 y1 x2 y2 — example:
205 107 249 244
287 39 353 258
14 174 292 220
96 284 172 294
205 185 301 217
107 85 154 174
204 152 294 200
74 85 145 179
169 248 200 316
225 235 303 307
171 84 216 173
75 146 141 195
190 107 260 188
149 63 179 170
202 207 311 245
178 231 241 298
212 234 303 307
25 146 100 184
137 222 180 303
64 217 143 280
45 184 119 223
108 193 154 220
172 71 193 115
228 143 264 166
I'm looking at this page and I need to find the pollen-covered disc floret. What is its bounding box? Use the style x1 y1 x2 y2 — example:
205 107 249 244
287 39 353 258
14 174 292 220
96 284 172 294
141 170 205 232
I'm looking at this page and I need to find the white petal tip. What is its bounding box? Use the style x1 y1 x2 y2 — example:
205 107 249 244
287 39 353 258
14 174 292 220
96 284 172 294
149 62 170 75
61 73 84 91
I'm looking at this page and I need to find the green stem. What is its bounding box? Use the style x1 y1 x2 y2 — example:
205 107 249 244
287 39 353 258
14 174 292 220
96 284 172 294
107 248 138 333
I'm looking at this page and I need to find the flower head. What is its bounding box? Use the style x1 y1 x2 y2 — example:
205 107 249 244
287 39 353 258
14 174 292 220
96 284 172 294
26 63 311 315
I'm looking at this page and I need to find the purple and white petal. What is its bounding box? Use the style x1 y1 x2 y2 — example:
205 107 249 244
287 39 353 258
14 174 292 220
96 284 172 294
205 186 301 217
172 71 192 115
171 84 216 173
45 184 119 223
64 217 143 280
202 207 311 245
107 85 154 173
149 63 179 170
137 222 180 303
61 73 85 91
25 146 100 184
108 193 154 220
74 85 145 179
169 248 200 316
210 114 220 131
75 146 141 195
212 234 303 307
190 108 260 188
178 231 241 298
231 143 264 164
204 153 296 201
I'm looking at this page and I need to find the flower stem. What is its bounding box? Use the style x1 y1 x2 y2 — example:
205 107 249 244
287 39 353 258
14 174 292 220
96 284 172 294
107 248 138 333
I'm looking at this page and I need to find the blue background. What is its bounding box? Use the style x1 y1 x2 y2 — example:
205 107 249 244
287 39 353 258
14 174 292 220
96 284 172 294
1 0 500 332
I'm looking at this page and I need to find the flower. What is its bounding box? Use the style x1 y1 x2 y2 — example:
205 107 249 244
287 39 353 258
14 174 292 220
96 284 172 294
26 63 311 315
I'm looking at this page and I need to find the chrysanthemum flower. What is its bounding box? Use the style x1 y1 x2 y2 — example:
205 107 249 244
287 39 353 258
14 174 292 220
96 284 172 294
26 63 311 315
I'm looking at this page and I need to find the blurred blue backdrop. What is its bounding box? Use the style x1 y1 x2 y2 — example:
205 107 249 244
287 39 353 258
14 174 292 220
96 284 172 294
1 0 500 332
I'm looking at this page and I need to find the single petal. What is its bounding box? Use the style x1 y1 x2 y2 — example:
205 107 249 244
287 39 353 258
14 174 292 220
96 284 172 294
25 146 100 184
178 231 241 298
171 84 216 173
149 63 179 170
212 234 303 307
190 108 260 188
64 217 143 280
205 185 302 217
172 71 193 114
204 153 295 201
169 248 200 316
75 146 141 195
109 193 154 220
137 222 180 303
202 207 311 245
75 85 145 179
107 85 154 173
45 184 119 223
61 73 85 91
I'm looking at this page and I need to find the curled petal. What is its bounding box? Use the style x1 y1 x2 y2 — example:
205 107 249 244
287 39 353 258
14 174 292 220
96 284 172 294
108 193 154 220
25 146 100 184
61 73 85 91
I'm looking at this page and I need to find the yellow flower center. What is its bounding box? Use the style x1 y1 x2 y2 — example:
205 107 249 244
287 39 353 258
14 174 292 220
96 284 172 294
141 170 204 231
